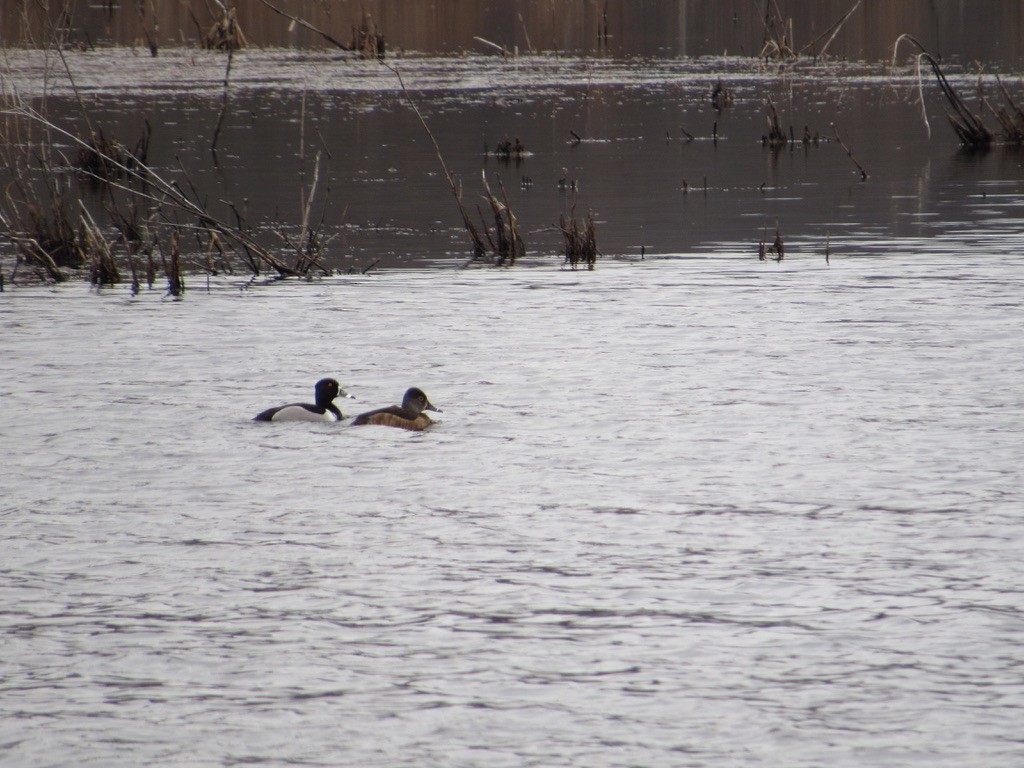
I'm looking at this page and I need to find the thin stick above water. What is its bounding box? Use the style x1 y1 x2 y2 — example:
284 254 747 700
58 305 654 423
832 123 868 180
382 62 488 259
210 48 234 152
255 0 352 51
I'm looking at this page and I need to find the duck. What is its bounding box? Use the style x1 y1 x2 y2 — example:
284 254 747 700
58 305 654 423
351 387 440 431
254 378 350 422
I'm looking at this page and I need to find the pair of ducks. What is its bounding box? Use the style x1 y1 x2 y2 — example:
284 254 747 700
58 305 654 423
254 379 439 431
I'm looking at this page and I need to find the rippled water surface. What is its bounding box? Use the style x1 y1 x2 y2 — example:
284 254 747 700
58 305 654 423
3 250 1024 766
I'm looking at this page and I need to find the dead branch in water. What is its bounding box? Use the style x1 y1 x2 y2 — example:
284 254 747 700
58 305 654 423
892 34 994 147
80 203 119 286
758 222 784 261
352 10 385 59
203 5 247 50
756 0 795 60
559 206 598 270
3 106 313 281
762 97 789 148
518 13 535 54
757 0 861 61
474 36 513 57
831 124 868 180
800 1 862 59
985 76 1024 144
480 172 525 266
257 0 387 58
210 48 234 152
383 63 492 262
160 231 185 297
75 122 151 180
0 111 86 282
275 151 336 276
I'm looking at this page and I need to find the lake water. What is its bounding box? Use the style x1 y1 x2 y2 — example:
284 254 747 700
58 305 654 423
6 48 1024 272
3 251 1024 766
4 5 1024 766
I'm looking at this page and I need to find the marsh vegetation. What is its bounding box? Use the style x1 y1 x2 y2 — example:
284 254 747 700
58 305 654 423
2 1 1024 289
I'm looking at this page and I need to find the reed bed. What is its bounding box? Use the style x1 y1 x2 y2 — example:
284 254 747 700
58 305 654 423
893 35 1024 149
559 207 598 271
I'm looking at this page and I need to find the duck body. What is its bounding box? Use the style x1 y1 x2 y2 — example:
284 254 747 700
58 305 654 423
254 378 348 423
351 387 440 431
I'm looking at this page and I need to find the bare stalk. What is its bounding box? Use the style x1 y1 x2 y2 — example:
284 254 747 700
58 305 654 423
382 62 488 259
831 123 868 180
255 0 352 51
4 105 297 276
800 1 861 58
210 47 234 151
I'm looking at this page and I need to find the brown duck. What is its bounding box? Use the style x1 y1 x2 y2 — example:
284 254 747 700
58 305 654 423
351 387 440 431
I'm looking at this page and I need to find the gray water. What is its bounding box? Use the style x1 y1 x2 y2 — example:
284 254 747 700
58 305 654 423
3 249 1024 766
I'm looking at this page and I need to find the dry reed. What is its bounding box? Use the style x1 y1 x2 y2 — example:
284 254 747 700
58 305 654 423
559 207 598 270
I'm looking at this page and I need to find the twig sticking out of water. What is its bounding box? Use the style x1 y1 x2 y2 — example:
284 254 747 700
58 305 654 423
757 0 795 60
892 35 994 148
352 10 385 59
985 77 1024 144
384 64 487 260
0 202 71 282
211 48 234 152
0 118 84 282
762 97 789 149
256 0 352 52
799 1 862 59
758 222 784 261
161 231 185 297
74 122 151 180
474 36 513 57
139 10 159 57
80 203 119 286
757 0 861 61
517 13 534 54
831 124 868 180
559 206 598 270
4 106 304 279
481 172 524 267
385 63 527 265
203 6 247 50
277 151 335 277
